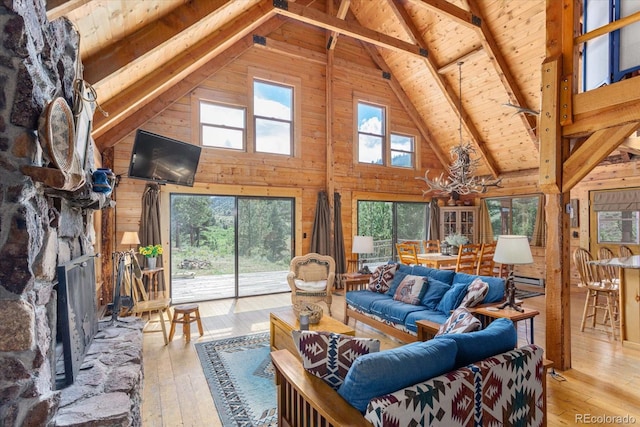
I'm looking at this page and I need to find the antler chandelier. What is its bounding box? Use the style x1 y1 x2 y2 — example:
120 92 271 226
417 62 502 196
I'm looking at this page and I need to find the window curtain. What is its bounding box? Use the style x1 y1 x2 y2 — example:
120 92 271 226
478 200 494 243
138 183 164 290
333 192 346 285
531 195 546 246
428 200 440 240
593 189 640 211
310 191 331 255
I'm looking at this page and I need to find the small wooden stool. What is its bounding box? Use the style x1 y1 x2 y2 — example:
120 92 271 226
169 304 204 343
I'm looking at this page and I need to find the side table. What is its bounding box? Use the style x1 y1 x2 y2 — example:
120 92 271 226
142 267 163 297
470 305 540 343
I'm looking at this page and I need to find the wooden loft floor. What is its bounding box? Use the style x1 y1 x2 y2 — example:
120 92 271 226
140 288 640 426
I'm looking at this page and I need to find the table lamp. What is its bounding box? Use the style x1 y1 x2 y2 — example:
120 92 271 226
352 236 374 273
493 235 533 312
121 231 140 251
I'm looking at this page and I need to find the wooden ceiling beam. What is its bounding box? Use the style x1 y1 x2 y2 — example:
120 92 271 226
272 1 427 58
92 1 278 145
563 77 640 137
437 46 484 74
389 0 500 178
83 0 233 91
465 2 538 146
46 0 90 21
327 0 351 50
562 122 640 192
405 0 477 28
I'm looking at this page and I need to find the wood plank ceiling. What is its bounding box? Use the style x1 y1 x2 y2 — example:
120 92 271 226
48 0 553 177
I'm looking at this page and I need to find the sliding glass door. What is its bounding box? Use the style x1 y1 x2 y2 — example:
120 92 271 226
170 194 293 303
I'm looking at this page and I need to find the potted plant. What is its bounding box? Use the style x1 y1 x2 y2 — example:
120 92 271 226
139 244 163 269
444 233 468 255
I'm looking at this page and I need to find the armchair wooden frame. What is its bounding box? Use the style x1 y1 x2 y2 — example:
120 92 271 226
286 253 335 315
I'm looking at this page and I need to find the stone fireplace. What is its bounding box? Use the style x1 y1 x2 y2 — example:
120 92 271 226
0 2 142 426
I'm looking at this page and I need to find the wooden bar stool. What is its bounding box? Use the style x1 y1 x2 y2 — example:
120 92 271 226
169 304 204 343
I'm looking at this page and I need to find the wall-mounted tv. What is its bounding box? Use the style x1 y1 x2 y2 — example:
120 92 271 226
128 129 201 187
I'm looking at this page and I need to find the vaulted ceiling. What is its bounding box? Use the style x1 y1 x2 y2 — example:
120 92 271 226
49 0 550 178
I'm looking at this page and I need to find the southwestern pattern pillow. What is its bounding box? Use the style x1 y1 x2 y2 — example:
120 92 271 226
368 264 398 293
436 307 482 336
292 330 380 390
459 277 489 308
393 274 428 305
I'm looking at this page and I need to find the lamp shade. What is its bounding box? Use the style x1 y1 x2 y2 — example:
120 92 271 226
352 236 374 254
493 235 533 265
121 231 140 246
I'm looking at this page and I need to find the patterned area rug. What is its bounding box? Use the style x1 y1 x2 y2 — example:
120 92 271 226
514 288 544 300
195 332 276 427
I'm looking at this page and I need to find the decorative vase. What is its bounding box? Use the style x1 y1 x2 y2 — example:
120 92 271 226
451 246 459 256
147 257 157 269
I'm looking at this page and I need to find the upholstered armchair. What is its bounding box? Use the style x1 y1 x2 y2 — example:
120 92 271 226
286 253 336 315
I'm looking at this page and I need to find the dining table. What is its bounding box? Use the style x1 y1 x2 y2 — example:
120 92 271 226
416 253 458 269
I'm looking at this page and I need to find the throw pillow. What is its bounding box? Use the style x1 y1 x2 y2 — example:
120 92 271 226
385 270 407 296
367 264 398 293
393 274 428 305
291 330 380 390
459 277 489 308
294 279 327 292
435 307 481 336
436 282 468 314
421 278 451 309
337 339 458 413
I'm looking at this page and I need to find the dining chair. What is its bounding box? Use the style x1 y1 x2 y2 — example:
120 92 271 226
396 242 420 265
423 240 440 253
572 248 618 340
476 242 497 276
451 243 482 274
399 240 424 253
619 245 634 258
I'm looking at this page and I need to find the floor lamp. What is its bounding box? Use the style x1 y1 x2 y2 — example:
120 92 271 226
493 235 533 312
352 236 374 274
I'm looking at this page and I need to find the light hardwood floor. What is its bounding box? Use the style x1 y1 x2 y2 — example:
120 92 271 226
141 287 640 426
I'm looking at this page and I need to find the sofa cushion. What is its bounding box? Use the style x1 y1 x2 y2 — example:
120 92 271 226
409 265 456 284
435 317 517 368
346 290 390 312
436 282 468 314
292 330 380 390
403 310 449 333
452 272 505 304
367 264 398 293
420 278 451 310
435 307 481 336
459 277 489 308
337 338 458 413
369 299 427 324
393 274 428 305
386 270 408 296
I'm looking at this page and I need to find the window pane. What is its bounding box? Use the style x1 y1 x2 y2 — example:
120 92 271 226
598 211 640 244
390 133 414 167
255 118 291 155
358 134 383 164
485 196 540 241
202 125 243 149
358 103 384 135
201 103 245 127
254 81 292 120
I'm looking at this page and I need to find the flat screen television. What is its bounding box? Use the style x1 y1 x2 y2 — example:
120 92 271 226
128 129 201 187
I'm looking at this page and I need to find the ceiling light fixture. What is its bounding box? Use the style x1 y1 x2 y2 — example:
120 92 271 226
417 62 502 196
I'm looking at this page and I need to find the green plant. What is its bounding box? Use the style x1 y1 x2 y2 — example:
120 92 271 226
445 233 468 247
139 244 163 258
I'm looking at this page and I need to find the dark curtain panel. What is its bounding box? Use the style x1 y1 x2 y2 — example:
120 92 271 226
333 192 346 278
139 183 164 290
310 191 331 255
429 200 440 240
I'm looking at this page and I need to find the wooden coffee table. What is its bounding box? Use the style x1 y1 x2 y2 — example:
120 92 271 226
270 307 355 359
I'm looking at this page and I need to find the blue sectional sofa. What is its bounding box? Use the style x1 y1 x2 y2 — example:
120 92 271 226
344 263 505 342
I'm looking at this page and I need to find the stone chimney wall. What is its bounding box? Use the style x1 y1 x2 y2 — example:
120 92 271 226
0 1 97 425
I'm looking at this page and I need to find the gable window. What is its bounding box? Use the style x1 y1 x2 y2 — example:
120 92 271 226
199 101 246 150
357 102 385 164
390 133 414 168
253 80 293 155
485 195 542 242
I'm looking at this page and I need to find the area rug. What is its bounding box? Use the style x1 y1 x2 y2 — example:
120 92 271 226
514 288 544 300
195 332 277 427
